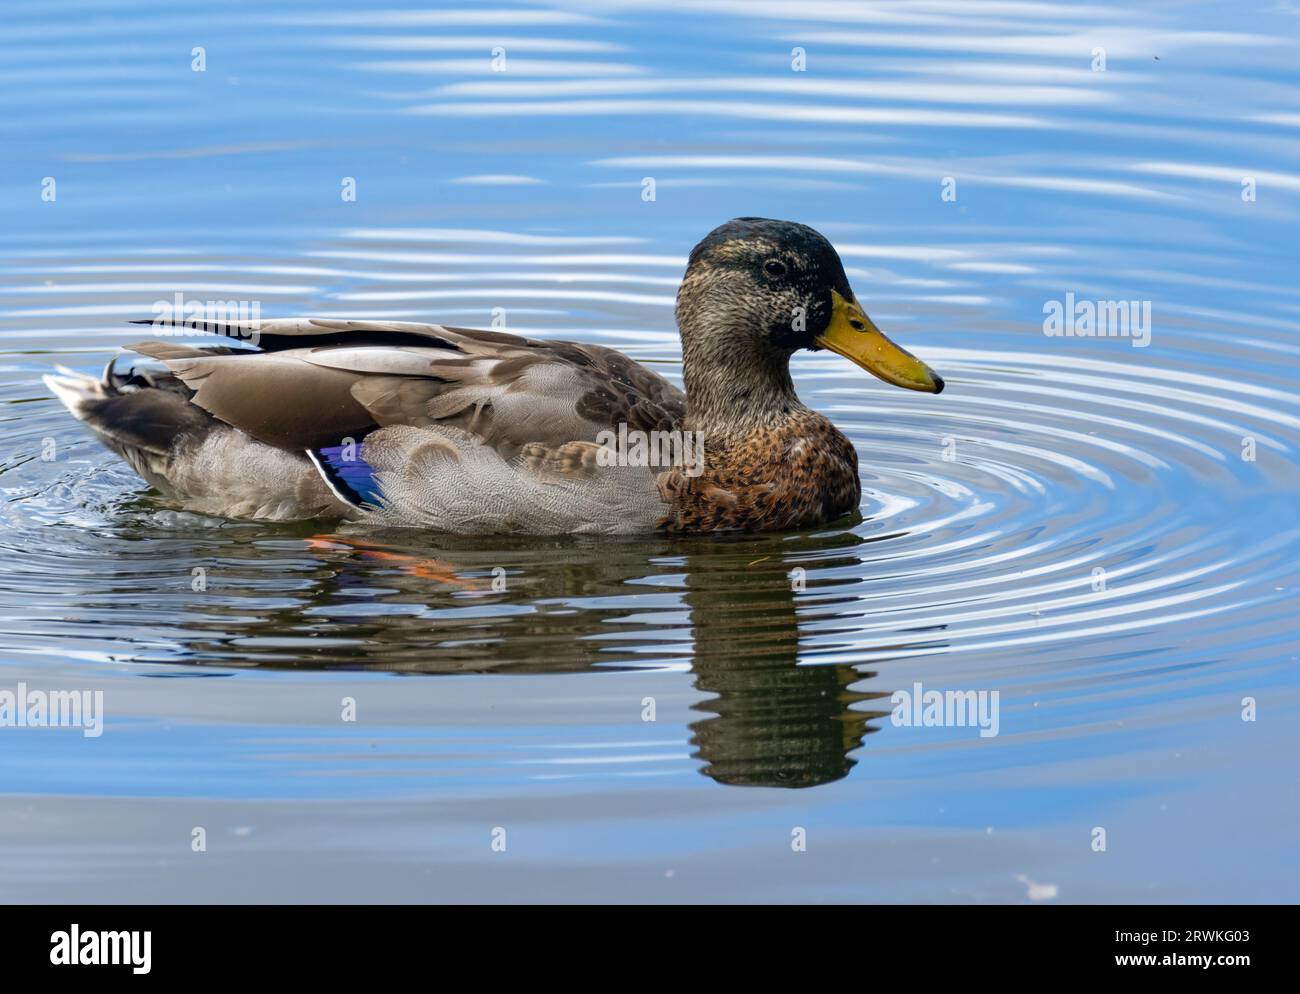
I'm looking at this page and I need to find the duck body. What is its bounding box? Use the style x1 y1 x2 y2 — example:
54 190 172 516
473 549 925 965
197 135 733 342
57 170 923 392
45 219 941 535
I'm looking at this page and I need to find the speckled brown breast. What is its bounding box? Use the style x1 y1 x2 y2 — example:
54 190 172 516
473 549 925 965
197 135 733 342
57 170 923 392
656 408 861 533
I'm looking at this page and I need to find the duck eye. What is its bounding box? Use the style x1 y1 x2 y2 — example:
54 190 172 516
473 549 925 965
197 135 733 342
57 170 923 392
763 259 787 277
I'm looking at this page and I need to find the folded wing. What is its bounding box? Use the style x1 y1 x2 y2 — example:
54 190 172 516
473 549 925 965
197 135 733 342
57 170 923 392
127 317 686 455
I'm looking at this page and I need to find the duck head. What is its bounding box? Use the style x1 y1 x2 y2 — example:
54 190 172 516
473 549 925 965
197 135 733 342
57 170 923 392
677 217 942 424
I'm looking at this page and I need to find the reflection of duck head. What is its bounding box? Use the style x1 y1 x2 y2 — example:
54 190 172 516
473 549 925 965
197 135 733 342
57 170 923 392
679 531 893 789
690 652 886 788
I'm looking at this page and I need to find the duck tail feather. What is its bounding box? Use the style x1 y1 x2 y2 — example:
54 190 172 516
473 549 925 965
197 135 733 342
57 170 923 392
45 356 213 458
43 366 110 422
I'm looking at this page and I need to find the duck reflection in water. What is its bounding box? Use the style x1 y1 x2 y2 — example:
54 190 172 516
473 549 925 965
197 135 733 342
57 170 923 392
680 536 895 788
158 523 934 789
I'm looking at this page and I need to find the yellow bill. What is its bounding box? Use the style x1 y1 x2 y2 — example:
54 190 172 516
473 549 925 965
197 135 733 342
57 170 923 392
815 290 944 393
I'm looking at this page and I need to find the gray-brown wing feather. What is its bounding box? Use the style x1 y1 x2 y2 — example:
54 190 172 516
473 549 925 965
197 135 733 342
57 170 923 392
127 318 685 456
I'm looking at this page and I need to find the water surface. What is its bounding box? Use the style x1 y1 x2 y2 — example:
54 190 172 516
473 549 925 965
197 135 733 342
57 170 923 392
2 0 1298 902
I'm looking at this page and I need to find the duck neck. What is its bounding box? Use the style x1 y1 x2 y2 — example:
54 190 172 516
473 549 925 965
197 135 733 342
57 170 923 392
681 331 804 436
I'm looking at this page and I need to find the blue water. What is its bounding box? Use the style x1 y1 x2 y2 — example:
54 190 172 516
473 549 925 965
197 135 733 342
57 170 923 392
1 0 1298 902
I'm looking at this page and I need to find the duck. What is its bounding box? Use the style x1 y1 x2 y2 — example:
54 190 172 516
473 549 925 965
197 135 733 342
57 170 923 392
44 218 943 535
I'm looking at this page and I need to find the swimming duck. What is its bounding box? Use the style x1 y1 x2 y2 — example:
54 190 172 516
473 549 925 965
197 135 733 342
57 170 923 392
44 218 942 534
